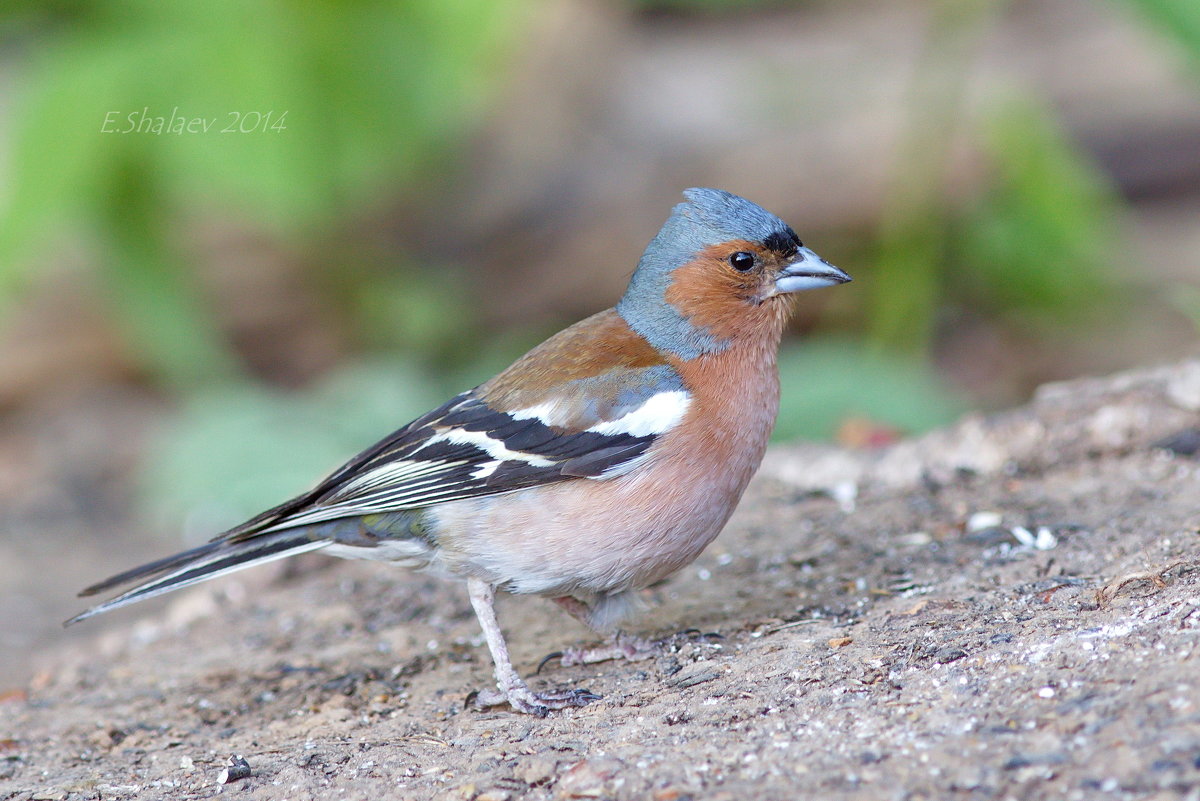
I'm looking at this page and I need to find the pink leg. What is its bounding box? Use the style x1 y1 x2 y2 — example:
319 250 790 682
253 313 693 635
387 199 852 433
467 579 600 715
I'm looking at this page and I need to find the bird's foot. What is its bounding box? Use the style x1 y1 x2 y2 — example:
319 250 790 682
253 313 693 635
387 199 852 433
538 629 712 673
559 632 659 667
471 680 601 717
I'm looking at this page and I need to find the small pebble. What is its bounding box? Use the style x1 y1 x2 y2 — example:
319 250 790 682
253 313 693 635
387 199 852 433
218 754 252 784
933 646 967 664
556 757 623 799
1011 526 1057 551
967 511 1003 532
476 791 512 801
897 531 932 546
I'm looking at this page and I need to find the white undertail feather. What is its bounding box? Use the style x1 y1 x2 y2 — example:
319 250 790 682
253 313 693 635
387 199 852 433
322 539 431 564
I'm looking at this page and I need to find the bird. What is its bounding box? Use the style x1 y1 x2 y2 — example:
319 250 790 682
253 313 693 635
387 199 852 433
68 188 851 715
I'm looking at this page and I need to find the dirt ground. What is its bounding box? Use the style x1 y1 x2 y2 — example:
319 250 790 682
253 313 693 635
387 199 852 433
4 360 1200 801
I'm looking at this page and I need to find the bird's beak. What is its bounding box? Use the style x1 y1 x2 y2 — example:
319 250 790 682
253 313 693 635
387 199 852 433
773 247 852 295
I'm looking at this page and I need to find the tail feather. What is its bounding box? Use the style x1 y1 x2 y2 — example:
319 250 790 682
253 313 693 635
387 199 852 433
78 540 224 598
66 531 331 626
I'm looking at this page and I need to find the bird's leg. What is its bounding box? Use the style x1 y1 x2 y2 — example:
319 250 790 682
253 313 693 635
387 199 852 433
466 578 600 715
544 596 660 668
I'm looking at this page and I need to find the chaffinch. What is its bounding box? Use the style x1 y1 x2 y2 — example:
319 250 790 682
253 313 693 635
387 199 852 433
70 188 851 715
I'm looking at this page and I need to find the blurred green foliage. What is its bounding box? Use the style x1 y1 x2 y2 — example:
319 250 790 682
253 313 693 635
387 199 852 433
953 98 1121 325
775 339 963 442
1117 0 1200 69
1117 0 1200 336
869 0 1122 356
0 0 528 388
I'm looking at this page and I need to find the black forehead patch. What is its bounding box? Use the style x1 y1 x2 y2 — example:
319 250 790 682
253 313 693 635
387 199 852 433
763 228 802 257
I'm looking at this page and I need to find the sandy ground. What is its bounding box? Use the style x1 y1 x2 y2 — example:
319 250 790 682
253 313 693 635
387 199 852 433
4 360 1200 800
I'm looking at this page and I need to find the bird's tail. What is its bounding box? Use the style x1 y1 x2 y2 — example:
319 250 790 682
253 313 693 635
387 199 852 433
65 529 332 626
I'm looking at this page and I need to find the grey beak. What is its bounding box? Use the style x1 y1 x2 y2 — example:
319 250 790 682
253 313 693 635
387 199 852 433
774 247 851 294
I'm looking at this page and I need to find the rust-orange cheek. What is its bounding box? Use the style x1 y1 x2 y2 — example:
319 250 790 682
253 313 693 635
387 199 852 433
663 253 785 344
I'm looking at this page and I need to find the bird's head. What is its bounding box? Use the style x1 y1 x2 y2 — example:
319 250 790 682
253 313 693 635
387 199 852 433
616 188 850 360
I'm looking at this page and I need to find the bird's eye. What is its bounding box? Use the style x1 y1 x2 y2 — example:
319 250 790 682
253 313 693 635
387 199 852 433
729 251 756 272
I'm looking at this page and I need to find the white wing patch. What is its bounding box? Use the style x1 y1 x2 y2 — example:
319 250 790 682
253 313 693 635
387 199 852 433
586 390 692 437
431 427 555 467
513 390 692 438
510 400 567 426
471 460 502 480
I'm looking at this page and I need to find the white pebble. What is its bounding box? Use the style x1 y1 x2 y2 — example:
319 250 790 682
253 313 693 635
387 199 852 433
967 511 1003 532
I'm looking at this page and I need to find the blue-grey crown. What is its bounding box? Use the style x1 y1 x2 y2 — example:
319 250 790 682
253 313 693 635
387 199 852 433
616 188 795 359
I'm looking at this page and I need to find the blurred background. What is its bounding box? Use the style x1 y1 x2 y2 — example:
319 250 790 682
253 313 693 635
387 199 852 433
0 0 1197 685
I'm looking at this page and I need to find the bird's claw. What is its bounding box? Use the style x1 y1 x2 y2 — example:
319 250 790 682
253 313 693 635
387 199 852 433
536 651 564 675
